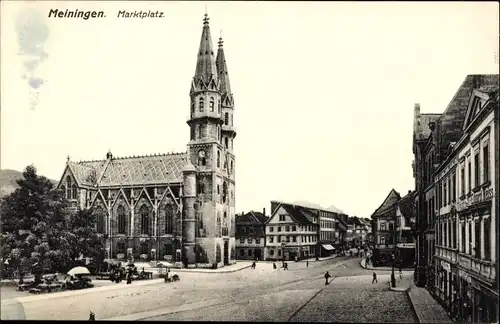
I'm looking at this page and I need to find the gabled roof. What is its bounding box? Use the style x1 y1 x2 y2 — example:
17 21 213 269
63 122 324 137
237 211 268 224
463 85 499 131
397 191 415 224
65 152 187 188
268 202 315 225
371 189 401 218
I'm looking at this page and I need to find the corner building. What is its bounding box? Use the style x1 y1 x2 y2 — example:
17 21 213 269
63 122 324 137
57 13 237 268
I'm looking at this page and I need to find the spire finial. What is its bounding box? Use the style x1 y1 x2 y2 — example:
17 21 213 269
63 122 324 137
218 30 224 47
67 155 70 162
203 6 209 25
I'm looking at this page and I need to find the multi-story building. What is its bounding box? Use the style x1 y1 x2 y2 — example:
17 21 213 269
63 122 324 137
235 210 268 260
412 74 499 288
264 201 347 261
434 84 498 323
395 191 416 268
57 13 238 268
346 216 370 249
371 189 400 267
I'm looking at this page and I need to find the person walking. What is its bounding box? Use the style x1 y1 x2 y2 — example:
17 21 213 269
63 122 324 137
306 260 309 268
252 261 256 269
399 266 403 279
273 262 277 270
372 272 378 283
324 271 331 285
284 262 288 270
89 311 95 321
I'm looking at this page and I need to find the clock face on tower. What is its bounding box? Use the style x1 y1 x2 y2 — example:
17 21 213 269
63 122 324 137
198 150 206 158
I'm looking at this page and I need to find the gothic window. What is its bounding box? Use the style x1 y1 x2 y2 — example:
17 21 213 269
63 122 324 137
199 97 204 112
66 176 72 199
210 97 215 112
224 112 229 125
190 127 195 140
198 125 204 139
191 100 195 115
140 205 150 235
72 184 77 201
96 207 105 234
218 100 221 113
231 114 233 125
165 204 174 234
230 160 234 173
60 185 66 198
219 128 222 143
224 137 228 149
222 182 227 203
117 205 126 234
217 151 220 168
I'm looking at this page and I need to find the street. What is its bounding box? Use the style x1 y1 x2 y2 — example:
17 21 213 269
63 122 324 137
1 257 418 322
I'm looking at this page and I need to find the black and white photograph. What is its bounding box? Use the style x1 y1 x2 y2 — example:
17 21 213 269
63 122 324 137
1 1 499 322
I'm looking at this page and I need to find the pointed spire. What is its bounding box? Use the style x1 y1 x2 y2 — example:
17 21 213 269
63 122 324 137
216 33 232 98
194 12 217 85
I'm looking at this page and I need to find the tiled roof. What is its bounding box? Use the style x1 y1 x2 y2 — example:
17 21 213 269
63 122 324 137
371 189 401 218
280 203 315 225
237 212 268 224
251 212 269 224
398 191 415 224
71 153 187 187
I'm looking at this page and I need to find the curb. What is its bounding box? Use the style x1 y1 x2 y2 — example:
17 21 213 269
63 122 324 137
406 289 422 323
172 264 252 273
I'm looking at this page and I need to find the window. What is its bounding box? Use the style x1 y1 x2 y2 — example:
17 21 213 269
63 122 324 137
461 222 466 253
460 166 465 197
210 97 214 111
117 243 126 254
197 182 205 194
72 185 77 200
218 100 221 113
269 249 274 256
484 217 490 260
240 238 245 243
286 236 290 243
468 221 472 254
277 226 282 232
278 250 281 257
66 176 72 199
224 137 228 149
217 151 220 168
190 127 195 140
269 227 274 232
198 125 203 139
230 161 233 173
164 243 173 256
239 249 244 256
443 220 447 247
141 243 148 255
483 144 489 183
474 219 481 259
60 185 66 198
222 183 227 203
117 205 126 234
452 218 456 249
96 207 105 234
467 161 471 192
277 235 282 242
191 100 195 115
224 112 229 125
380 236 386 245
292 236 296 242
451 173 456 202
256 238 260 244
165 204 174 234
292 225 296 231
247 238 252 244
380 223 386 231
443 180 447 206
268 236 274 243
248 249 252 256
199 97 204 112
279 215 285 221
474 153 480 188
140 205 149 235
285 226 290 232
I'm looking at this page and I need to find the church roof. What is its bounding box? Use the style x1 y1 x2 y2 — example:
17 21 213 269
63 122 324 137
71 153 187 187
216 36 233 103
194 13 218 85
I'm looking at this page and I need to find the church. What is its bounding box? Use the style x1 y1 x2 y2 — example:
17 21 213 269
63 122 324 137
57 13 237 268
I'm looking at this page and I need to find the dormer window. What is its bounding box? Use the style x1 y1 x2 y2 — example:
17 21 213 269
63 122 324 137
199 97 204 112
210 97 215 112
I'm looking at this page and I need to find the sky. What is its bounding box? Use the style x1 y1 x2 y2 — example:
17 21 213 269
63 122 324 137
1 1 499 218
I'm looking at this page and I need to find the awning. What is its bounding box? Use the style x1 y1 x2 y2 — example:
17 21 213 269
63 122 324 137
322 244 335 251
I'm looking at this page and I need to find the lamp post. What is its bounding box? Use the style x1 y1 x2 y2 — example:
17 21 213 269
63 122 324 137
391 252 396 288
281 241 286 268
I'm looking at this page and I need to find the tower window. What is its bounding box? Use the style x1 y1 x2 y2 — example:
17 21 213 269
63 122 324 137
210 97 215 112
218 100 221 113
199 97 204 112
224 137 228 149
231 114 233 125
230 160 233 173
191 101 195 115
224 112 229 125
198 125 204 139
190 127 195 140
217 150 220 168
222 182 227 203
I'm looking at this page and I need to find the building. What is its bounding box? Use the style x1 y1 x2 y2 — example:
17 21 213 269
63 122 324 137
433 84 499 323
346 216 371 249
235 210 268 260
395 191 416 268
264 201 347 261
371 189 401 267
57 13 238 268
412 74 500 287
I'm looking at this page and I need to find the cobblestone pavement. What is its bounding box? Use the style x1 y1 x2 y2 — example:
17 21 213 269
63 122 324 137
1 257 417 322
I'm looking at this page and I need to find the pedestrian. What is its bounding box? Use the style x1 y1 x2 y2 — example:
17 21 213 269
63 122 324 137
399 267 403 279
89 311 95 321
273 262 277 270
306 260 309 268
324 271 331 285
252 261 256 269
372 272 377 283
284 262 288 270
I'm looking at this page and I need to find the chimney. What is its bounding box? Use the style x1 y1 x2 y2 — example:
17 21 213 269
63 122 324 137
262 208 266 216
408 190 412 195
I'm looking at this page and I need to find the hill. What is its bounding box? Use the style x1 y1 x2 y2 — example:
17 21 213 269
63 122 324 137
0 169 58 198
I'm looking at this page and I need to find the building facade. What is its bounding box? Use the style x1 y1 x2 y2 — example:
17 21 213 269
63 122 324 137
433 85 499 323
371 189 400 267
395 191 416 268
57 13 238 268
346 216 371 249
235 210 268 260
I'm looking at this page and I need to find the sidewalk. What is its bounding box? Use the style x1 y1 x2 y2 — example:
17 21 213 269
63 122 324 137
132 261 252 273
359 258 413 271
389 276 453 323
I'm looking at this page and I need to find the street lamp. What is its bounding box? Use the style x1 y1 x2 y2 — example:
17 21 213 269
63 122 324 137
391 253 396 288
281 241 286 268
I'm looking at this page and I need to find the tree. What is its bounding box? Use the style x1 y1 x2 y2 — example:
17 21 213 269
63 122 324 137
66 208 106 267
0 165 72 279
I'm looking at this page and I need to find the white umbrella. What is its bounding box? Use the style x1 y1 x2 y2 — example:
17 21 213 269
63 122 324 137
67 266 90 277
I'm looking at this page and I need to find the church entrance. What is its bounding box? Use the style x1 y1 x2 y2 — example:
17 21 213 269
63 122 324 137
223 240 229 265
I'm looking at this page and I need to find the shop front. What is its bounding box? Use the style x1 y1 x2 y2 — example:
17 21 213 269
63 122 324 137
396 243 415 268
457 269 473 322
471 278 498 324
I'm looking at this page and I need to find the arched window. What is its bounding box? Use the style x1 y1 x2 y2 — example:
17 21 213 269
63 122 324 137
222 182 228 203
117 205 126 234
218 100 221 113
199 97 204 112
72 184 77 200
198 125 203 139
217 151 220 168
96 206 105 234
230 160 234 173
66 176 72 199
165 204 174 234
190 127 195 140
140 205 149 235
224 211 227 219
224 112 229 125
60 185 66 198
224 137 229 149
219 128 222 143
210 97 215 112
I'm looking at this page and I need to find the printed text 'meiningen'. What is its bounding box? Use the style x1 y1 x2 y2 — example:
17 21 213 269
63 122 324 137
48 9 106 20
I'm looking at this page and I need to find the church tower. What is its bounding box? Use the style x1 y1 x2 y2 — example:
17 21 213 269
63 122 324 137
183 13 236 267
